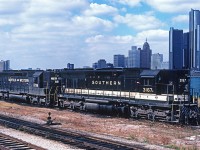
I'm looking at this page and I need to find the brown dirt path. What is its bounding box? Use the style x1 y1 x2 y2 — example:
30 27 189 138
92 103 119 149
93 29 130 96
0 100 199 149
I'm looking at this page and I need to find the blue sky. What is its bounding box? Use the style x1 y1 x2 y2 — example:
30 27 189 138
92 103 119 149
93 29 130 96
0 0 198 69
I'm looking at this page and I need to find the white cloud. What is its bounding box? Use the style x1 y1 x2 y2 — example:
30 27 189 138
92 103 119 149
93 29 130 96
0 18 16 26
110 0 142 7
10 1 114 36
120 7 127 12
86 35 134 44
135 29 168 45
0 0 118 69
85 35 134 64
0 0 88 16
21 0 89 19
84 3 118 16
8 14 115 68
85 29 169 64
135 29 169 60
0 0 28 14
85 35 105 43
72 16 114 32
114 13 165 30
0 0 172 69
172 15 188 23
145 0 200 13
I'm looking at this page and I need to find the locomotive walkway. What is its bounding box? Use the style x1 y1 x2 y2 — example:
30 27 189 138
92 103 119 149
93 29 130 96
0 114 150 150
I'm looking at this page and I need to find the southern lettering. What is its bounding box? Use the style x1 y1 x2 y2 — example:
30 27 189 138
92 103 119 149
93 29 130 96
92 80 121 86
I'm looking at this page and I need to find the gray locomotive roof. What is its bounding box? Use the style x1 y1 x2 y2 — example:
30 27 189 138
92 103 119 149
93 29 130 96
140 70 160 78
33 71 43 77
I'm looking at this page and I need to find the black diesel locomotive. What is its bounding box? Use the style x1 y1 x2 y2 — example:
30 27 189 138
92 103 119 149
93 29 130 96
0 68 199 124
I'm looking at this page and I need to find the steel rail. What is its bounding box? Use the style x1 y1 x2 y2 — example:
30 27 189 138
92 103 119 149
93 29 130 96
0 114 150 150
0 132 46 150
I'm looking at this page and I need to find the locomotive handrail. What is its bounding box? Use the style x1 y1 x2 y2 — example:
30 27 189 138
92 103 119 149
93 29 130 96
65 88 170 102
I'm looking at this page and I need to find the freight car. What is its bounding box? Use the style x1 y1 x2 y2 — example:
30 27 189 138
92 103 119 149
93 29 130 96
0 68 199 125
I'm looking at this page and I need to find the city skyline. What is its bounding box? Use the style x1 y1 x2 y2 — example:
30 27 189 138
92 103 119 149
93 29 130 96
0 0 199 69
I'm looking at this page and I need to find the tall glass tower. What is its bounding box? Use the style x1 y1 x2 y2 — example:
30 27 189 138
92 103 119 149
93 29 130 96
113 54 125 68
183 32 189 69
169 27 183 69
189 9 200 70
128 46 140 68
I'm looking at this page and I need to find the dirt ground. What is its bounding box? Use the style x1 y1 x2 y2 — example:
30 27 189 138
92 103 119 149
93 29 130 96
0 100 200 150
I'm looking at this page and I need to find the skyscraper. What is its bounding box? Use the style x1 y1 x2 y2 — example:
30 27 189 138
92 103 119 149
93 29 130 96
183 32 189 69
169 27 184 69
124 57 128 68
113 54 125 68
151 53 163 69
140 39 152 69
97 59 107 69
189 9 200 70
128 46 140 68
0 60 10 71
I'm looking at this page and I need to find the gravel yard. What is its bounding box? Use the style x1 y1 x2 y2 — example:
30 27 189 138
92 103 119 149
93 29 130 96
0 126 78 150
0 100 200 150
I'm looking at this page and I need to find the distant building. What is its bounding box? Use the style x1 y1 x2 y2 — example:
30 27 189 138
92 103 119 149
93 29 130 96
97 59 107 69
4 60 10 70
140 39 152 69
161 62 169 69
183 32 189 69
113 54 125 68
151 53 163 69
169 27 184 69
0 61 4 71
0 60 10 71
124 57 128 68
128 46 140 68
106 63 114 68
83 66 92 69
189 9 200 70
92 63 98 69
67 63 74 69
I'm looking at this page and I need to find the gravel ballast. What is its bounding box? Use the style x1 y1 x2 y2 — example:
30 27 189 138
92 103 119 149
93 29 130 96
0 100 200 149
0 126 80 150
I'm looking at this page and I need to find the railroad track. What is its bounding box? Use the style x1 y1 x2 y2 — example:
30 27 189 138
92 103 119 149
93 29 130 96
0 114 150 150
0 132 45 150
